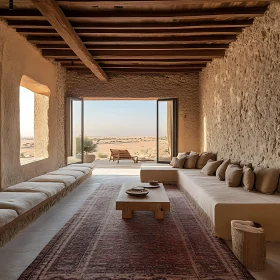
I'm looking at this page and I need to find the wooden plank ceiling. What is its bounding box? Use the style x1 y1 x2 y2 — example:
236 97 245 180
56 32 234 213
0 0 271 81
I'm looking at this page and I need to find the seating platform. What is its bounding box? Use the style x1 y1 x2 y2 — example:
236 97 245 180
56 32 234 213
0 163 94 246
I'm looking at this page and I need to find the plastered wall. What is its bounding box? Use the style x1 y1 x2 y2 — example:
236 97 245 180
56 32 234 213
0 21 66 189
66 72 200 153
199 2 280 168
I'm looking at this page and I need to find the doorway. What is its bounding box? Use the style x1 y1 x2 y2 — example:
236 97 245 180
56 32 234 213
66 99 177 164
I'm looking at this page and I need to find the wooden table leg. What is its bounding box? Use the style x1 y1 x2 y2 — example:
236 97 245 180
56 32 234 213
155 210 164 219
122 209 133 219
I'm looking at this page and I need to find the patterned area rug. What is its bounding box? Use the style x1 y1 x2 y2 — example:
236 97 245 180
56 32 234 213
19 183 253 279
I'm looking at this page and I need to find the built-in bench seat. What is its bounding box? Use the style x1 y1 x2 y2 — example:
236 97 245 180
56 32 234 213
0 163 94 246
140 163 280 242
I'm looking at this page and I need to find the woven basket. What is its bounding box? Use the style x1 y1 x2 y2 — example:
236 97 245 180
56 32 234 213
231 220 266 271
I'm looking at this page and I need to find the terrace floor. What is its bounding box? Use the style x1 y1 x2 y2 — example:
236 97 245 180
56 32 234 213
0 163 279 280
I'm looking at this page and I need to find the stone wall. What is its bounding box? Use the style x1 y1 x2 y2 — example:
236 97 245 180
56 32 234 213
199 2 280 168
0 21 66 189
66 72 200 153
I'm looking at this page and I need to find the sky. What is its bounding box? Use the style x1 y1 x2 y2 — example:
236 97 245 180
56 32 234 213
19 93 168 138
20 86 34 138
82 100 168 137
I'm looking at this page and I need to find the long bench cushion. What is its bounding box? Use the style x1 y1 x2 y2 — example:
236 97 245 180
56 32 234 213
140 163 178 183
59 166 91 174
0 209 18 227
178 169 280 241
48 170 84 179
0 192 47 215
70 163 94 169
28 175 76 187
5 182 65 198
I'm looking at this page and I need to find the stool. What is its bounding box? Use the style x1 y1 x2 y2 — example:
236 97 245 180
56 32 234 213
231 220 266 271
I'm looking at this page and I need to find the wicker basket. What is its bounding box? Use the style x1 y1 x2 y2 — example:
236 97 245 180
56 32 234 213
231 220 266 271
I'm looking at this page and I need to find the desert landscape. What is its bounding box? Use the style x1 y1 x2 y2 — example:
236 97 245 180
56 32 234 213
21 136 171 161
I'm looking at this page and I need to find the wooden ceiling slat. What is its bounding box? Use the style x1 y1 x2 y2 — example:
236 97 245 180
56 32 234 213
56 0 272 6
36 44 229 50
17 27 243 36
42 49 225 59
57 59 212 65
7 19 254 29
66 68 201 73
30 0 108 81
28 35 237 44
0 7 266 21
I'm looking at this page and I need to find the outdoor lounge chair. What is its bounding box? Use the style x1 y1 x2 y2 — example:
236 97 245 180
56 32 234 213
109 149 138 163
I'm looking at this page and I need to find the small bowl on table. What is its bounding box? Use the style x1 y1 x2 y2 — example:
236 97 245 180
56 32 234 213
149 180 159 186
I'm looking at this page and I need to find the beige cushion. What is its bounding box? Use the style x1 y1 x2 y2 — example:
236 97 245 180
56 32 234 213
170 157 177 166
29 175 76 187
184 153 199 169
48 170 84 179
5 182 65 198
59 166 91 174
70 163 94 169
201 159 223 176
177 152 189 159
173 157 186 169
242 167 255 191
225 164 243 187
0 192 46 215
196 152 214 169
0 209 18 227
216 159 230 181
254 167 279 194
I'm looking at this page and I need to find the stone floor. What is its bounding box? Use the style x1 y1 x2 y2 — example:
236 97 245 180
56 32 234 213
0 163 279 280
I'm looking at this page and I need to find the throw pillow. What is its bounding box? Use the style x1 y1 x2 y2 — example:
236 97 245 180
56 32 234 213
177 152 190 159
254 167 279 194
278 169 280 193
225 164 243 187
184 153 199 169
216 159 230 181
201 159 223 176
196 152 213 169
242 167 255 191
230 160 241 165
211 153 217 161
172 157 186 169
170 157 177 166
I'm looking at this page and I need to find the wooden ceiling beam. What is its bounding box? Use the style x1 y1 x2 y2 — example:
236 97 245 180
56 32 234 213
0 7 266 21
63 64 205 69
56 0 272 6
42 49 225 59
17 27 243 36
28 35 237 44
7 20 254 29
30 0 108 81
66 68 201 73
36 44 229 50
57 59 211 65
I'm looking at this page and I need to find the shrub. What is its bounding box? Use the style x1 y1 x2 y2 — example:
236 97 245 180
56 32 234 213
98 152 108 159
76 136 97 154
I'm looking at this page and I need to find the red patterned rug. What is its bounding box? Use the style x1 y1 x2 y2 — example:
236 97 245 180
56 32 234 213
19 184 254 279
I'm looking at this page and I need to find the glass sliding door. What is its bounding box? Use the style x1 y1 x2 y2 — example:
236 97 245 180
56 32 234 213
66 98 84 164
157 98 177 163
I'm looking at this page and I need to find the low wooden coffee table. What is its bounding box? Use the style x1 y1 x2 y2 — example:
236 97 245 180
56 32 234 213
116 182 170 219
